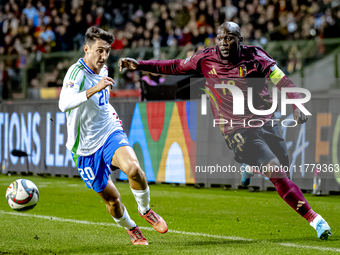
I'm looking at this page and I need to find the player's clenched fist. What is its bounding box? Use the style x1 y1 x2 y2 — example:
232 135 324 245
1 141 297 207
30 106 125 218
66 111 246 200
119 58 139 72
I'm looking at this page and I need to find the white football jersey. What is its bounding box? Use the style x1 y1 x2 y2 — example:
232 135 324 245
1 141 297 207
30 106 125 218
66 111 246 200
59 58 123 156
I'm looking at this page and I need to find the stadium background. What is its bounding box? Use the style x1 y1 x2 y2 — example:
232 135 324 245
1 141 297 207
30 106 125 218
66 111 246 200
1 0 340 195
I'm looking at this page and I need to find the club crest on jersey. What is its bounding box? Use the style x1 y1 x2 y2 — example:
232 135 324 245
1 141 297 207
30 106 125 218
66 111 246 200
239 65 247 77
184 56 192 64
66 82 74 88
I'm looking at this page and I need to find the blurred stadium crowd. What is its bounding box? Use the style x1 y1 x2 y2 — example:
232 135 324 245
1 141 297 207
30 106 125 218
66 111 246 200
2 0 340 53
1 0 340 98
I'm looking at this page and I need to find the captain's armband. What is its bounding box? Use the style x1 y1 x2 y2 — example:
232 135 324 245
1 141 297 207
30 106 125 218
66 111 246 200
269 65 285 85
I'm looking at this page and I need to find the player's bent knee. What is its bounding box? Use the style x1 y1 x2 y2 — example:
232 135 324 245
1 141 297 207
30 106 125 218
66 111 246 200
269 165 288 183
125 162 143 180
262 158 281 178
107 197 122 210
270 168 288 179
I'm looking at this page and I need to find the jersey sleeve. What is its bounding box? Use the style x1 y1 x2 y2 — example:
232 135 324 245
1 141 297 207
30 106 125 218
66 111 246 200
254 47 304 111
58 64 88 113
137 50 204 75
267 63 304 112
254 47 276 78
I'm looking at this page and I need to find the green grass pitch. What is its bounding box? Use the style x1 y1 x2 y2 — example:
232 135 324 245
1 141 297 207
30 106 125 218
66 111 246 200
0 175 339 254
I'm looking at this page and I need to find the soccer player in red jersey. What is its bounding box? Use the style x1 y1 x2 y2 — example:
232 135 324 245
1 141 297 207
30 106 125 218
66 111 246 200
119 22 331 240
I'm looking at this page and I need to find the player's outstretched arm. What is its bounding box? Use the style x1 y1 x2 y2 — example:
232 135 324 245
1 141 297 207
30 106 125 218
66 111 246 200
118 57 198 75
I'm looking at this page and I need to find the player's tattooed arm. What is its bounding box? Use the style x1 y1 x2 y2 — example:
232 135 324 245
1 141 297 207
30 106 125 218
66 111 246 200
86 77 115 99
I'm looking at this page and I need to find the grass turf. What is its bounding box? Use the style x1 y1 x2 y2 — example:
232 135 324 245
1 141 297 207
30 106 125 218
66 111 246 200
0 175 339 254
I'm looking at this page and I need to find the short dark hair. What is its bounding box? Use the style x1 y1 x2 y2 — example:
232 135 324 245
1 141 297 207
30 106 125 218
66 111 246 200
85 26 115 45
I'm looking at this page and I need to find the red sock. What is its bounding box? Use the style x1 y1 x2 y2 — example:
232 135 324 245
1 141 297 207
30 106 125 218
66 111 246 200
303 209 318 223
270 168 314 219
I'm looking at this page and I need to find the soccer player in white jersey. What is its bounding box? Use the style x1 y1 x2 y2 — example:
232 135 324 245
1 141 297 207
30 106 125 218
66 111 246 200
58 27 168 245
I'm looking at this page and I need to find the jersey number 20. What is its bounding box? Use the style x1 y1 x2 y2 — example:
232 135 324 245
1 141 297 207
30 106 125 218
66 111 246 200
99 89 109 106
78 167 95 180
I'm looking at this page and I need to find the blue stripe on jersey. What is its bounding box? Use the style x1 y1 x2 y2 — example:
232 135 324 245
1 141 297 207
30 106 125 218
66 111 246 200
79 59 95 74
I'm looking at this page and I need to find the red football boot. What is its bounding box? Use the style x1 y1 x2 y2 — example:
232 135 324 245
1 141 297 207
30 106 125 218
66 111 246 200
125 226 149 245
139 209 168 234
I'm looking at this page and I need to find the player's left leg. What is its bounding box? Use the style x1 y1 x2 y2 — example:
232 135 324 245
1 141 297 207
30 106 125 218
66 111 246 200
98 177 148 245
262 124 332 240
107 130 168 234
263 158 332 240
231 125 331 240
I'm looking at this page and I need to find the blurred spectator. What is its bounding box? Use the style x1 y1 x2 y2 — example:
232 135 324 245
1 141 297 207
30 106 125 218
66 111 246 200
0 62 9 100
1 0 340 92
252 29 268 47
39 25 55 42
71 12 88 49
111 30 124 50
141 72 165 86
113 9 125 28
223 0 238 21
36 37 45 53
95 7 107 27
22 2 38 21
179 26 193 46
141 72 165 101
152 34 161 59
46 61 68 87
56 25 72 51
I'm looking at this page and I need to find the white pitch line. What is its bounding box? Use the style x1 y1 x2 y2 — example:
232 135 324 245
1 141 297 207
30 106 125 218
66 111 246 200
278 242 340 253
0 210 338 253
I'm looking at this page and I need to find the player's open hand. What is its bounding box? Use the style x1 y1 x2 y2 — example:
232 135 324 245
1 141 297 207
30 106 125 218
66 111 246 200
293 108 308 124
118 58 139 72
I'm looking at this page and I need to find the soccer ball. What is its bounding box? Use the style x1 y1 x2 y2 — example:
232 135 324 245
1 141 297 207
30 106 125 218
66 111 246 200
6 179 39 211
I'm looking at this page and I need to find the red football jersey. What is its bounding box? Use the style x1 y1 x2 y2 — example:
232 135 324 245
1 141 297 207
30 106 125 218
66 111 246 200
138 45 299 135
